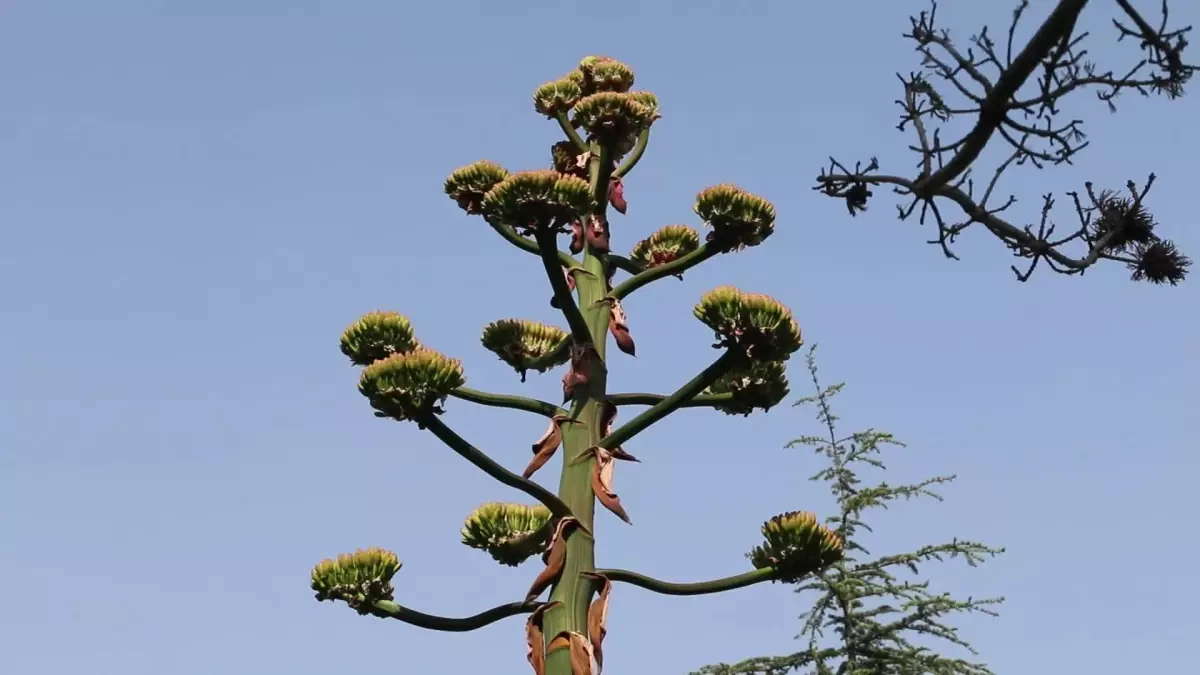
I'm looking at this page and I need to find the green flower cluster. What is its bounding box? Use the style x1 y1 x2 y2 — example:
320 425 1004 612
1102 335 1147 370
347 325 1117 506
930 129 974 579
311 547 402 610
630 225 700 269
748 511 843 582
460 502 554 567
694 287 803 361
705 360 790 416
481 170 592 233
444 160 510 215
481 319 571 379
694 184 777 250
339 311 417 366
359 348 466 422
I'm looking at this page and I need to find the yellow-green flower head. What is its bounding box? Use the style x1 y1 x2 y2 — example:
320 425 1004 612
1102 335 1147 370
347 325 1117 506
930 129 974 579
533 78 583 117
481 319 571 379
580 57 636 93
339 311 417 367
358 347 466 422
571 92 658 141
460 502 554 567
694 287 803 361
748 511 843 582
694 184 777 250
630 225 701 269
705 360 790 416
444 160 510 215
626 91 661 120
311 547 402 608
481 170 593 232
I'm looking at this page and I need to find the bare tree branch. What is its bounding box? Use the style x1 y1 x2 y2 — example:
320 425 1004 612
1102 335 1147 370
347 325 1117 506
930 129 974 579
815 0 1194 284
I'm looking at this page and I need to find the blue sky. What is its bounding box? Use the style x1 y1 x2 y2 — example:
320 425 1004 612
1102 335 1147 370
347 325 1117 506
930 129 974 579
2 1 1196 673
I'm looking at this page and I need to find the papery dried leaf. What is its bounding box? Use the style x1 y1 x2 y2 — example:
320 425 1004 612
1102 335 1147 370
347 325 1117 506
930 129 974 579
525 602 559 675
570 632 597 675
570 221 584 254
526 518 577 601
609 177 627 214
547 632 595 675
590 448 632 524
581 573 612 671
608 298 636 356
562 343 596 402
585 215 610 253
524 415 567 479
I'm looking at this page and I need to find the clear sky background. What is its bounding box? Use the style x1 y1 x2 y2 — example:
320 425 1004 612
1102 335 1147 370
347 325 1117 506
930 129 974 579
2 1 1196 673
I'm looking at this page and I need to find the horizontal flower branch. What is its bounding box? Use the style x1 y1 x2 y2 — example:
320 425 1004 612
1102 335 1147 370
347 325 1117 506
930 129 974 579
486 217 580 271
609 243 719 300
600 349 743 450
450 387 564 418
605 392 735 408
591 567 777 597
365 598 542 632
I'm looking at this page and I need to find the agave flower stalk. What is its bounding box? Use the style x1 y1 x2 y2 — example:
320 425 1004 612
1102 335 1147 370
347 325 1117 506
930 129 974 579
314 56 843 675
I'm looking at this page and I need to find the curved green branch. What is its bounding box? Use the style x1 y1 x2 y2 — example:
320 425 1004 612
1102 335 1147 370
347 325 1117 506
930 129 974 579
487 217 581 270
450 387 564 418
601 349 744 450
592 567 777 597
606 254 645 278
606 392 735 408
420 415 573 518
555 110 587 153
612 128 650 179
366 598 541 632
609 244 719 301
535 231 592 342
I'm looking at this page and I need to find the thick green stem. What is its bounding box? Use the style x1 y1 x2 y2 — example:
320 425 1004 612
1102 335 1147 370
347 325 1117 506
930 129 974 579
592 567 777 596
612 128 650 179
606 392 736 408
420 415 573 518
609 243 719 301
450 387 563 418
555 111 587 152
602 349 743 451
542 140 614 675
487 217 581 271
364 599 540 632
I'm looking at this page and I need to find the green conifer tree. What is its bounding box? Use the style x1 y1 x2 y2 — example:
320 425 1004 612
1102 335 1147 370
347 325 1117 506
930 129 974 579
694 346 1004 675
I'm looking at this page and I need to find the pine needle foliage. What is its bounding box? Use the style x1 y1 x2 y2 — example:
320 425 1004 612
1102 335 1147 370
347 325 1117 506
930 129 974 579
693 346 1004 675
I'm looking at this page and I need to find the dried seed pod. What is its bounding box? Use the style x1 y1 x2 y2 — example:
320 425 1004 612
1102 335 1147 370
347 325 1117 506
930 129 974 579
310 547 402 612
608 298 636 356
339 311 417 366
608 176 627 214
444 160 510 215
748 511 844 582
460 502 554 566
358 347 465 422
694 183 777 250
693 287 803 362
